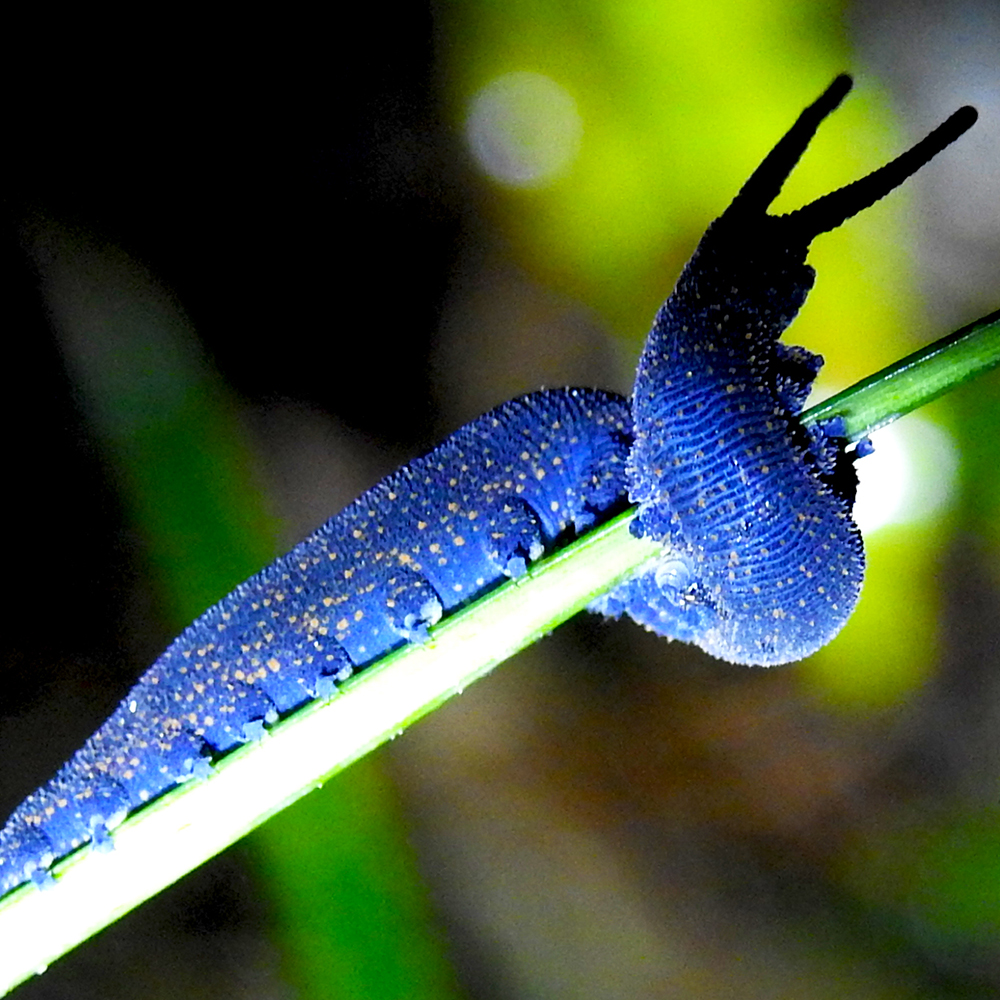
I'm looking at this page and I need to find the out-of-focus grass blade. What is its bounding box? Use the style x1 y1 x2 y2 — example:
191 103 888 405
14 215 461 1000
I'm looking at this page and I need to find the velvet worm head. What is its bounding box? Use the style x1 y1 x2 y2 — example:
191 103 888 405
602 75 977 665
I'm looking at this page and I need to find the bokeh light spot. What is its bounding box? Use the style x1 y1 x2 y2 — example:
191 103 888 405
466 71 582 188
852 415 959 534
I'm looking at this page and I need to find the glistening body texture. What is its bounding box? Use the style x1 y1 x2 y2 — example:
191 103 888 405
0 389 632 895
595 74 975 664
0 75 977 898
594 220 863 665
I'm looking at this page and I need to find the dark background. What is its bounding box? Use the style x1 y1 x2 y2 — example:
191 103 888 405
5 6 458 726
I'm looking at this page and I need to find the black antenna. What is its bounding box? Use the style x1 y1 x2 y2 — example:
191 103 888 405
785 104 978 239
724 74 853 219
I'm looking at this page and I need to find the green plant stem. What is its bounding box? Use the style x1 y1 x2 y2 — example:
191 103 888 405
1 308 999 996
801 309 1000 439
0 511 654 995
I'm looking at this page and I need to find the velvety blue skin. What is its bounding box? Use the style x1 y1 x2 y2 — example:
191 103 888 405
9 73 966 896
0 388 632 896
603 72 979 666
594 214 864 666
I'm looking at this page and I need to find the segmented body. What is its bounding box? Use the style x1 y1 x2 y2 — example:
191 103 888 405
1 75 975 897
0 389 632 895
593 230 864 665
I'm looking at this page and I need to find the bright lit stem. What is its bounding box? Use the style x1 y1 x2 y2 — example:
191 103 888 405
1 308 998 996
802 309 1000 439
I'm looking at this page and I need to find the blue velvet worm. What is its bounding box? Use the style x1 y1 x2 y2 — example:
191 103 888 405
0 76 977 896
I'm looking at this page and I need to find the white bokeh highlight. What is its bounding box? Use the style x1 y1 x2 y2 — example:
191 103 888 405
852 415 959 534
466 71 583 188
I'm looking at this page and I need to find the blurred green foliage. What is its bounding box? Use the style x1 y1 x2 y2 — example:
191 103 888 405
842 808 1000 953
256 757 461 998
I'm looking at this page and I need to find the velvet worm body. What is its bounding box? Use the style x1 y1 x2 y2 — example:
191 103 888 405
0 76 977 896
